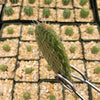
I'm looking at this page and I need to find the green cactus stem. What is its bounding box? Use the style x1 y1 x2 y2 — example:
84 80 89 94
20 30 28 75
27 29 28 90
43 8 50 18
65 27 73 36
4 7 14 16
94 66 100 74
28 0 35 3
80 0 88 6
35 23 71 81
0 64 7 71
28 27 34 35
91 46 100 54
3 44 10 52
7 27 14 34
23 92 30 99
24 6 33 16
63 9 71 19
26 45 32 52
69 46 76 53
87 27 94 34
10 0 19 3
25 68 34 74
80 8 89 18
62 0 70 5
44 0 53 4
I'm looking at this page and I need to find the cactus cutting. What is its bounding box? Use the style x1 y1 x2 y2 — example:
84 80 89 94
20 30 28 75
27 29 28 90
35 23 71 81
0 0 100 100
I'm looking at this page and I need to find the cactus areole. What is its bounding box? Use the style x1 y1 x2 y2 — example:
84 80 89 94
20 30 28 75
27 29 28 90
35 23 71 80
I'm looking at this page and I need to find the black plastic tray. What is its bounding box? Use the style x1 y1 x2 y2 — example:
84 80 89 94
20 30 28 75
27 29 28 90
0 0 100 100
